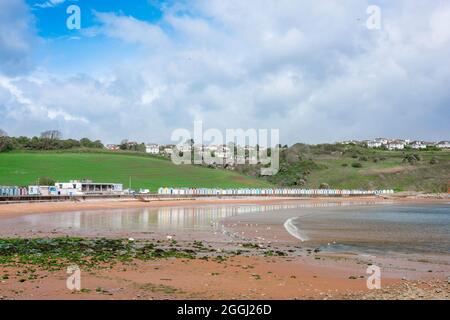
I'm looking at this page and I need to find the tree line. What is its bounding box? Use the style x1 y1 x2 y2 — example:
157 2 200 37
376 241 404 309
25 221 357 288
0 129 104 152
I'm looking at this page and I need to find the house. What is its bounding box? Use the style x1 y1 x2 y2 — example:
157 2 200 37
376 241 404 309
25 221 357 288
178 144 193 153
367 138 390 148
367 141 382 148
341 140 358 145
163 147 173 155
55 180 123 196
374 138 389 145
126 141 138 147
387 140 406 150
145 144 160 154
409 141 427 149
205 145 218 152
106 144 120 151
436 141 450 149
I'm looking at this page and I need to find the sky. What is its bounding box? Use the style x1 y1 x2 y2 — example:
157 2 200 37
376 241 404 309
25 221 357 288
0 0 449 145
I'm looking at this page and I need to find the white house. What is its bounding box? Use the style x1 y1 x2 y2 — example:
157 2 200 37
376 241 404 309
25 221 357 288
387 140 406 150
163 147 173 155
374 138 389 145
173 144 192 153
145 144 160 154
207 145 218 150
367 141 382 148
409 141 427 149
436 141 450 149
341 140 358 145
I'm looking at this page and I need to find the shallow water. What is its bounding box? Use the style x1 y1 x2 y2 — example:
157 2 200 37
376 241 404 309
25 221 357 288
0 201 449 256
291 203 450 255
0 203 307 238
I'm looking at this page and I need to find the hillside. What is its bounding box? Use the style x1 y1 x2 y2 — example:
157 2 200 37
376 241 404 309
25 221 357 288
263 144 450 192
0 151 272 191
1 146 449 193
233 144 450 193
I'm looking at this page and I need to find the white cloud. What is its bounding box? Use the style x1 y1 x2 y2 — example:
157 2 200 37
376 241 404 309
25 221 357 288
34 0 66 9
1 0 449 144
0 0 38 75
0 75 89 124
89 11 171 49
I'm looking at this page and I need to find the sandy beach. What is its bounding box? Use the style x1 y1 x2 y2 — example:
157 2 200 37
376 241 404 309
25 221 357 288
0 196 449 300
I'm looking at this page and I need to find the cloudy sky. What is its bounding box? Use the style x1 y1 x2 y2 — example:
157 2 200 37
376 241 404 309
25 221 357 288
0 0 449 145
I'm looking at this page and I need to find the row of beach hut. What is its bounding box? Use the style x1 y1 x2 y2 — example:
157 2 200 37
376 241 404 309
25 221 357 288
0 186 29 197
157 187 394 196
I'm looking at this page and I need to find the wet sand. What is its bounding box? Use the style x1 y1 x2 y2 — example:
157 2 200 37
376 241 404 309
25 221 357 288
0 196 449 300
1 251 447 300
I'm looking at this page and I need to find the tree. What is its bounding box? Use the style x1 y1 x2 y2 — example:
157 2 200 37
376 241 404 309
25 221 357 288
80 138 93 147
41 130 62 140
38 176 56 186
119 139 129 150
0 129 8 137
0 137 13 152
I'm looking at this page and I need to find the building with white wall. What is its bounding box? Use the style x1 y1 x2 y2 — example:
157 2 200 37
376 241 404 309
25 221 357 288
55 180 123 196
145 144 160 154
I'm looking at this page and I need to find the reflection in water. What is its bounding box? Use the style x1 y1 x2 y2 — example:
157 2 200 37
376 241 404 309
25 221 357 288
14 200 390 233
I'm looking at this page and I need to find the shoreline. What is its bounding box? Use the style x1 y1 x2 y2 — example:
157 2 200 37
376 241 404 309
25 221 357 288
0 195 448 219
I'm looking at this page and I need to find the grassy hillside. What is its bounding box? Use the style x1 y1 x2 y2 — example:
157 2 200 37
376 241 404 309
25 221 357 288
260 144 450 192
0 151 272 190
1 146 449 193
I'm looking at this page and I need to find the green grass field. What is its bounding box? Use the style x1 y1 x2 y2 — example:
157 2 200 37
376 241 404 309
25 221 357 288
0 151 272 190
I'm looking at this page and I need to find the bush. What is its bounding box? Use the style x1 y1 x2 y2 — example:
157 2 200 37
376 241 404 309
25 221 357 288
319 183 329 189
359 156 368 161
351 162 362 168
403 154 421 165
341 163 348 167
38 177 56 186
430 157 439 165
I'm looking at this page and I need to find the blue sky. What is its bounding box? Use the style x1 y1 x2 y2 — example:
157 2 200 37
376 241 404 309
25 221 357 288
27 0 165 37
27 0 165 74
1 0 449 144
